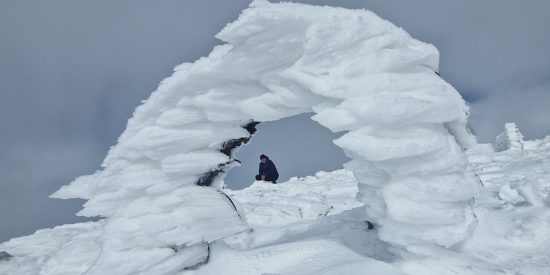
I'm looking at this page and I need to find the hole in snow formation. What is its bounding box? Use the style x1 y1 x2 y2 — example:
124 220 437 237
224 113 350 189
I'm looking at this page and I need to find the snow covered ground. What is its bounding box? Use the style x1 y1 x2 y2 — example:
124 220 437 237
462 136 550 274
189 169 402 275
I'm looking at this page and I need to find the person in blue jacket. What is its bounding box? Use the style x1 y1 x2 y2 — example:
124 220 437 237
255 154 279 183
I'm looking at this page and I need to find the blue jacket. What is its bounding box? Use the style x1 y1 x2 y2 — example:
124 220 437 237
259 158 279 178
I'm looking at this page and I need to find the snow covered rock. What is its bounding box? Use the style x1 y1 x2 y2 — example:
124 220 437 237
494 122 525 152
1 0 481 273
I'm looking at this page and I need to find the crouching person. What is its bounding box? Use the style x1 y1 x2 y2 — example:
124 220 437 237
255 154 279 183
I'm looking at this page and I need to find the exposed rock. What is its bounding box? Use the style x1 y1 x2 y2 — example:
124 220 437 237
197 121 260 186
219 121 260 157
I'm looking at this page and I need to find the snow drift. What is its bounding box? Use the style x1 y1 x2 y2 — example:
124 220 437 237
1 0 481 273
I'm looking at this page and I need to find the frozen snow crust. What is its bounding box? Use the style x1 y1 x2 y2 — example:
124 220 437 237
1 0 482 273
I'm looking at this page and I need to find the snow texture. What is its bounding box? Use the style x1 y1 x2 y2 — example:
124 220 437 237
493 122 525 152
3 148 550 274
1 0 484 274
463 136 550 274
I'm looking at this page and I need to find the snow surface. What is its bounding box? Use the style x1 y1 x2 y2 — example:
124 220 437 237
462 136 550 274
494 122 525 152
4 146 549 274
3 0 543 274
197 139 550 275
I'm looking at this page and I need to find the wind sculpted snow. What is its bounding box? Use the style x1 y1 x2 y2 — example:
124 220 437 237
0 0 490 274
4 151 549 274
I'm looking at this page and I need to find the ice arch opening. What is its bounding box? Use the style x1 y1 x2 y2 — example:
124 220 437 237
224 113 350 189
46 1 481 273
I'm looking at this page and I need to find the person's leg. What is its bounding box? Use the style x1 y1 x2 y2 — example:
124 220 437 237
265 175 277 184
255 175 262 181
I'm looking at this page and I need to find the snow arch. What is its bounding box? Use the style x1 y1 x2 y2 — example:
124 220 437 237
49 1 479 272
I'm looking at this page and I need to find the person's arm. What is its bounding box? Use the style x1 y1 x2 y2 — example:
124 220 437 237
264 161 275 175
270 161 278 176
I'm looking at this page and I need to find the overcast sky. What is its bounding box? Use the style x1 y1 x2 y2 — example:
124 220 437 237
1 0 549 242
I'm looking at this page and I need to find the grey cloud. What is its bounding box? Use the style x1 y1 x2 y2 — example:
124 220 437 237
0 141 104 240
469 80 550 141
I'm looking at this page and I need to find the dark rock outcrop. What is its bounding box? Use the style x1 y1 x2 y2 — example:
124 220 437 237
196 121 260 186
219 121 260 157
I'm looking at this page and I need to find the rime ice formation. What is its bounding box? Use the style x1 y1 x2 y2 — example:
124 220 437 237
493 122 525 152
1 1 481 273
5 143 550 274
